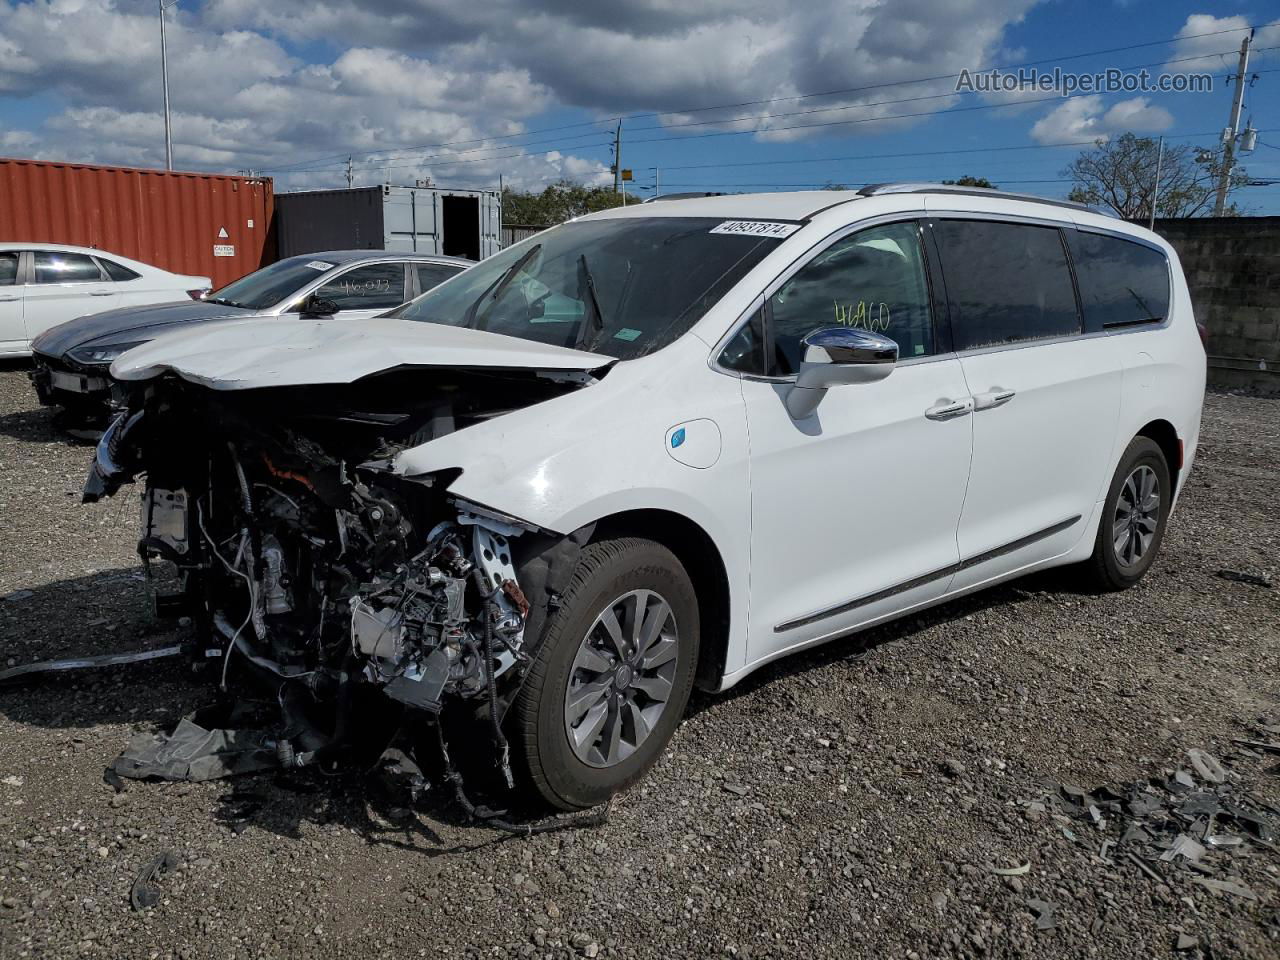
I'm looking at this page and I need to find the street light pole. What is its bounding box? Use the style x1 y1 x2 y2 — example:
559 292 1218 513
159 0 178 170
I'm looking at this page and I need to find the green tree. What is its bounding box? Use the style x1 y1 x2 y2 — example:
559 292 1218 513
1063 133 1246 218
942 176 997 188
502 181 625 227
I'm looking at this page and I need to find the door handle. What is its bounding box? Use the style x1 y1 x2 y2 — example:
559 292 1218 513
973 388 1016 411
925 398 974 421
0 295 18 302
89 291 116 297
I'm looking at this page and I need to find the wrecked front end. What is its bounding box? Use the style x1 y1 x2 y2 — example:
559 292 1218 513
83 366 592 799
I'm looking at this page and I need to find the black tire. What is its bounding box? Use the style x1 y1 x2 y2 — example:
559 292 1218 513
512 538 699 810
1083 436 1171 591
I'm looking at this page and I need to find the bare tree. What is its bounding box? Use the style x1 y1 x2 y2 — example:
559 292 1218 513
1063 134 1247 218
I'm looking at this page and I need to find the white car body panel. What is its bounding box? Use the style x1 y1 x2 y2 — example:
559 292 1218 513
0 242 208 357
740 355 973 662
111 316 612 389
114 190 1207 692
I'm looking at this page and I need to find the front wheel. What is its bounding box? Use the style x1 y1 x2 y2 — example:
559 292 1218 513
512 538 699 810
1083 436 1171 591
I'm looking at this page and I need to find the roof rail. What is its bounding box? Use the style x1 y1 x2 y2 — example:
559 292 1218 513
856 182 1113 217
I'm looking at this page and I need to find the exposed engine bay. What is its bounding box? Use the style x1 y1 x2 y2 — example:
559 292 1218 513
82 366 598 813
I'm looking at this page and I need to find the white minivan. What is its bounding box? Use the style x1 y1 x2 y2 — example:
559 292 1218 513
86 185 1205 810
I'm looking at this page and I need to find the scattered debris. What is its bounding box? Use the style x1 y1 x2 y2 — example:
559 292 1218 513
0 589 33 602
0 644 185 684
1215 569 1272 589
1232 739 1280 757
113 713 281 782
1126 851 1165 885
1174 933 1199 951
1187 749 1227 785
129 850 179 911
1161 834 1206 864
1027 898 1058 931
990 862 1031 877
1045 748 1277 903
1 775 22 787
722 782 750 798
1193 877 1258 901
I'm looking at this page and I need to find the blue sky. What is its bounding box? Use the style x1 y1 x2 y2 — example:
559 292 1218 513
1 0 1277 213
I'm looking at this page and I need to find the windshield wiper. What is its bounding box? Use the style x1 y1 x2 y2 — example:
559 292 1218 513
462 243 542 330
574 253 607 351
205 296 242 308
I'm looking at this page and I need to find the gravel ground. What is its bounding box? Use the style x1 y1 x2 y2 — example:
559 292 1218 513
1 361 1278 960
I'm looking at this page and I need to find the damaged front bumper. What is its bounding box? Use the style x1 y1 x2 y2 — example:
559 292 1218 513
80 373 590 791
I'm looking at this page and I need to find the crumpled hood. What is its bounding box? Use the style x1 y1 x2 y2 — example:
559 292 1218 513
110 316 615 390
32 299 254 358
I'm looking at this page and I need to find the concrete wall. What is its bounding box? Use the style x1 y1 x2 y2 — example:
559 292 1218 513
1150 216 1280 394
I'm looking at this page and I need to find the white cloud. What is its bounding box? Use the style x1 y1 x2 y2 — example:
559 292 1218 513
1166 14 1280 73
2 0 1044 188
1029 95 1173 145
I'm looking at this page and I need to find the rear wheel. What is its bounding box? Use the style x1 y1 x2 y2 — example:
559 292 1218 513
512 538 698 810
1084 436 1171 591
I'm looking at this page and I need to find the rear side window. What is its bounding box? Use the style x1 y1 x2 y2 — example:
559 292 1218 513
1068 231 1170 330
416 262 463 293
768 221 936 374
0 253 17 285
98 258 141 282
33 251 103 284
932 220 1080 351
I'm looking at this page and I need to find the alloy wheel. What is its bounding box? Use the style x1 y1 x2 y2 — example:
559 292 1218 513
1112 464 1160 567
563 589 679 768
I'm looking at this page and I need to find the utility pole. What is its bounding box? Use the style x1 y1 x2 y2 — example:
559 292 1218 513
653 166 660 199
1213 31 1252 217
346 157 353 188
158 0 178 170
1149 137 1163 230
613 120 622 194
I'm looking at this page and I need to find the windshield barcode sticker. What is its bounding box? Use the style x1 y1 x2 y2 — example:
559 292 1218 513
710 220 802 238
306 260 334 271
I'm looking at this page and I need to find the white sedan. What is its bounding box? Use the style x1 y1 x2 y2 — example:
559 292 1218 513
0 243 209 357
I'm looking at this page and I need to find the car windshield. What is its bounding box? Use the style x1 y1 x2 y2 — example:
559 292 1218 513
387 217 783 359
207 256 340 311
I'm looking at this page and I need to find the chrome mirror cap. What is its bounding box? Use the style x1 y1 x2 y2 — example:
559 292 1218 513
787 327 899 419
799 326 899 369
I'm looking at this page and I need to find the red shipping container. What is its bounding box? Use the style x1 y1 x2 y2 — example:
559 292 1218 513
0 157 275 288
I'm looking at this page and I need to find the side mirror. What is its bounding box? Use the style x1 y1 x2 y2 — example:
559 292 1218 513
301 296 339 318
785 326 898 419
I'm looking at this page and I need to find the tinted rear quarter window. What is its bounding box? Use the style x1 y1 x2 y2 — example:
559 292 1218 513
932 220 1080 351
1068 231 1170 331
98 258 142 282
0 253 17 285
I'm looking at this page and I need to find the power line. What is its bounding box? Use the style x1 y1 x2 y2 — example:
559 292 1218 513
623 46 1279 135
354 44 1279 173
618 18 1280 121
651 130 1264 172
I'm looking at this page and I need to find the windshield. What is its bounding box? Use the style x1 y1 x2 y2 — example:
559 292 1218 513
207 256 339 311
388 217 782 359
